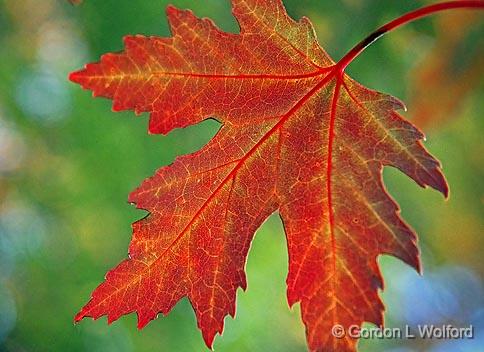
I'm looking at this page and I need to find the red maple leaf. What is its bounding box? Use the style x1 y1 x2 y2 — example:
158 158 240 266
70 1 483 351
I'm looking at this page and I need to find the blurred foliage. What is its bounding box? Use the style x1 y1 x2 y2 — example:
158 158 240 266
409 11 483 129
0 1 482 351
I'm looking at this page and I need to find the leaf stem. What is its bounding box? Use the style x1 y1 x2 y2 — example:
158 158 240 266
336 0 484 72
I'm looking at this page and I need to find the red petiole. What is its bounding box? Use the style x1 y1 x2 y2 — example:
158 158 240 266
336 0 484 74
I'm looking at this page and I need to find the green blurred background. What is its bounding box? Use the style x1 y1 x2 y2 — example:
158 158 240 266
0 0 482 351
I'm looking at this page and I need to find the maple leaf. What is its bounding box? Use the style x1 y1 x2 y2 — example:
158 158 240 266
69 1 470 351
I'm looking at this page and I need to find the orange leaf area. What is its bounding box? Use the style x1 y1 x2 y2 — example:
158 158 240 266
70 1 447 351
